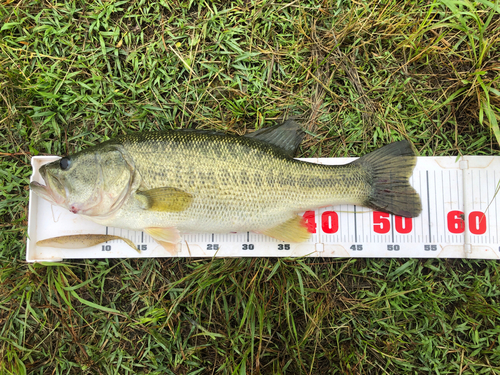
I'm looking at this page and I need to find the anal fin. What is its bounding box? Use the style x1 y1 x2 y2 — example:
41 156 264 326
259 215 311 243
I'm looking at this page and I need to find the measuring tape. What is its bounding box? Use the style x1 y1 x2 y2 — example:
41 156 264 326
27 155 500 261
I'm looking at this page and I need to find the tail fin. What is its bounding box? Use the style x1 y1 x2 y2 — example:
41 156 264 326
353 141 422 218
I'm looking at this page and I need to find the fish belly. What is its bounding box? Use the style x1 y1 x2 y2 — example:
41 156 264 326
108 169 366 234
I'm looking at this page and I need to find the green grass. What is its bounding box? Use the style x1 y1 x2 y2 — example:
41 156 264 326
1 0 500 373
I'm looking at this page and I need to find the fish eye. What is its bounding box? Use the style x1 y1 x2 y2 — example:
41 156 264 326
60 157 71 170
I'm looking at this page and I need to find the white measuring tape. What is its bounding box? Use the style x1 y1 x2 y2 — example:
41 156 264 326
27 155 500 261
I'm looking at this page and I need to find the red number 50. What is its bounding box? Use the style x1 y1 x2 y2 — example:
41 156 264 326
373 212 413 234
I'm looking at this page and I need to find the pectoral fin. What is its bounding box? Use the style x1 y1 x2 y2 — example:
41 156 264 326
145 227 181 255
259 215 311 243
136 187 192 212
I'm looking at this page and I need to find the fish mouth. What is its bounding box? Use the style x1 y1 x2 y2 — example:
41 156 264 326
30 180 59 205
30 167 67 206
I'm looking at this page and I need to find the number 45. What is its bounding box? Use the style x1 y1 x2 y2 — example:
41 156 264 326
350 244 363 251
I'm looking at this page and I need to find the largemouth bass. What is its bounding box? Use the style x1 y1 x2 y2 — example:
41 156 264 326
30 121 422 252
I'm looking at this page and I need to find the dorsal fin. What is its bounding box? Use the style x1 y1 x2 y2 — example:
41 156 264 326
245 120 305 157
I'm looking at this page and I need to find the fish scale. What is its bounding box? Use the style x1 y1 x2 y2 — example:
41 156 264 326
115 131 367 231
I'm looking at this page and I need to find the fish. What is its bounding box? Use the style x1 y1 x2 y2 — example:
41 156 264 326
30 120 422 253
36 234 139 252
